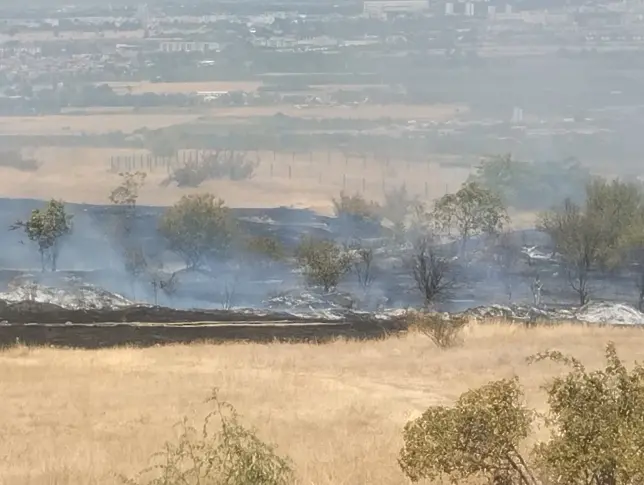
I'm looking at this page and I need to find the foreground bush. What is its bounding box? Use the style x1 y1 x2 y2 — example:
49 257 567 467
529 342 644 485
123 390 293 485
399 377 535 484
400 342 644 485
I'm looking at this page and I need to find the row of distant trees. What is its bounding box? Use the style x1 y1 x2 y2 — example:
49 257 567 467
11 161 644 309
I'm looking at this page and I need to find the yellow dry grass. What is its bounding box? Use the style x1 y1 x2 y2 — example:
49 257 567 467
202 102 467 120
0 112 201 135
0 322 642 484
105 81 263 95
0 147 472 211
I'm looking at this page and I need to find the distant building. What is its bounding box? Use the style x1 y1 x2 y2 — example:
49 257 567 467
159 41 220 53
363 0 429 17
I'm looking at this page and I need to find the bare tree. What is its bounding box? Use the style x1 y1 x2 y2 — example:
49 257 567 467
347 242 376 291
490 231 521 302
409 237 451 308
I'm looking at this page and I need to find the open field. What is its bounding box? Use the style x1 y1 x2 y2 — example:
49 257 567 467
0 322 642 484
105 81 264 95
0 102 464 136
0 147 472 212
0 30 145 43
203 103 468 120
0 113 202 135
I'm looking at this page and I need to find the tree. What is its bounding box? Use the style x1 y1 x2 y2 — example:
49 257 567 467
409 236 451 308
490 231 522 302
584 177 642 269
538 199 598 306
433 181 509 254
295 236 352 292
527 342 644 485
399 377 536 485
469 153 590 211
538 178 643 306
108 172 147 296
109 171 147 209
159 194 235 270
11 199 73 272
348 242 376 291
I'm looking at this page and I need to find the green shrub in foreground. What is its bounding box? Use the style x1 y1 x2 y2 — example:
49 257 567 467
400 342 644 485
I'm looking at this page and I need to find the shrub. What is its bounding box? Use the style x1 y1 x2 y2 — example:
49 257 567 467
295 236 352 292
399 342 644 485
123 390 294 485
405 311 467 349
243 235 285 263
527 342 644 485
399 377 535 484
332 191 381 223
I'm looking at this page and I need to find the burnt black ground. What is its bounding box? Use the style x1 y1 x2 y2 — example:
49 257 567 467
0 197 640 313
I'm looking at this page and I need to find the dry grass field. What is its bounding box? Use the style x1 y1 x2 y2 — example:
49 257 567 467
105 81 263 95
0 147 472 211
202 103 468 121
0 113 202 135
0 322 642 484
0 102 464 136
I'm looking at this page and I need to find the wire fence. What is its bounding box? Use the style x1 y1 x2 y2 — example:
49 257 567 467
107 149 444 198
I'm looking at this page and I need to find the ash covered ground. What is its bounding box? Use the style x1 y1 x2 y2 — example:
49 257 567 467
1 198 644 326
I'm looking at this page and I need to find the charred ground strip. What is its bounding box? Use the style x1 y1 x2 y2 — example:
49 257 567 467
0 321 404 349
0 300 405 348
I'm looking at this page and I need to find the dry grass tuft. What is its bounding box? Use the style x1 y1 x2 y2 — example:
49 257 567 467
0 321 643 484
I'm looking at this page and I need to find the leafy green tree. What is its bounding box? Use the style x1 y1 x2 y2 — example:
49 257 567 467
433 181 509 254
11 199 73 272
538 178 643 305
159 194 235 270
295 236 351 292
538 199 598 305
399 377 536 484
528 342 644 485
470 153 590 211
